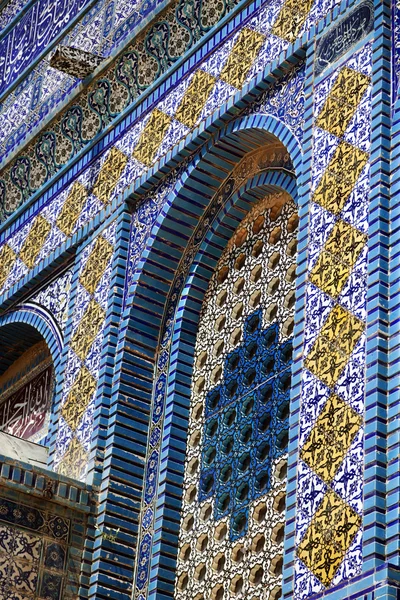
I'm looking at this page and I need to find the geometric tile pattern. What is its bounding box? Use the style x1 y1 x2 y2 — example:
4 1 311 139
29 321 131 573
91 147 129 204
133 110 172 167
295 44 372 597
56 183 89 236
300 395 362 483
220 28 264 89
198 314 291 539
0 19 307 302
310 220 367 298
175 195 298 600
0 496 70 600
175 70 216 129
19 215 52 270
297 491 361 587
0 156 120 300
271 0 314 42
312 141 369 216
0 0 342 221
55 221 116 481
304 305 364 388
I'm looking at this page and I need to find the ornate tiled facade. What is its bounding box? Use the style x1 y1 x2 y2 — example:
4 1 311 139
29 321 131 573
0 1 397 600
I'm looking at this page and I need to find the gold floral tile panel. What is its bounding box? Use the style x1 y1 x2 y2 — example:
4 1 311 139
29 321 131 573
312 142 369 215
19 215 52 270
70 299 105 361
271 0 314 43
58 437 89 480
92 147 128 204
297 490 361 586
56 182 89 236
0 245 16 289
301 394 362 483
316 67 370 137
175 70 216 128
309 252 351 299
61 366 97 430
133 109 172 167
79 235 114 294
220 28 265 89
310 219 367 297
305 305 364 387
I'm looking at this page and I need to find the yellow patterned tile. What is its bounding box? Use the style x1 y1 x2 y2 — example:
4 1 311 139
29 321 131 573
56 182 88 236
271 0 314 43
175 70 216 128
92 147 128 204
61 366 97 430
323 219 367 264
0 245 16 289
220 28 265 89
297 490 361 586
301 394 361 483
70 299 105 361
58 437 89 480
316 67 370 137
19 215 52 270
310 252 351 298
312 142 369 215
305 305 363 387
310 220 367 297
133 109 171 167
79 235 114 294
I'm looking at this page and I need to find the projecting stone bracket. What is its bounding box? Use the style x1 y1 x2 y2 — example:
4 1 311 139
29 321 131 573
49 45 105 79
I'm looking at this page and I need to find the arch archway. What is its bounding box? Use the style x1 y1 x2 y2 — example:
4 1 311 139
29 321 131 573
0 304 62 445
124 115 302 599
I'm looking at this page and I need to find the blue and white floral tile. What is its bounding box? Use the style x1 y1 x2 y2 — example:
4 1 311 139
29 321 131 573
338 246 368 321
331 428 363 513
303 283 335 356
296 460 327 545
311 128 340 193
343 89 372 153
198 80 237 123
295 557 325 600
84 330 105 379
53 416 74 468
340 165 370 234
331 528 363 586
154 120 191 163
299 369 331 447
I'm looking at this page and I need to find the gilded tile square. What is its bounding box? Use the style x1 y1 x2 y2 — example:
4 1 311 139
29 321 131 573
79 235 114 294
271 0 314 42
305 305 364 387
297 490 361 587
312 142 369 215
310 252 351 298
220 28 265 89
133 109 172 167
0 245 16 289
175 70 216 129
301 394 361 483
58 437 89 480
310 220 367 297
56 182 88 236
19 215 52 270
92 147 128 204
316 67 370 138
61 366 97 430
70 299 105 361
